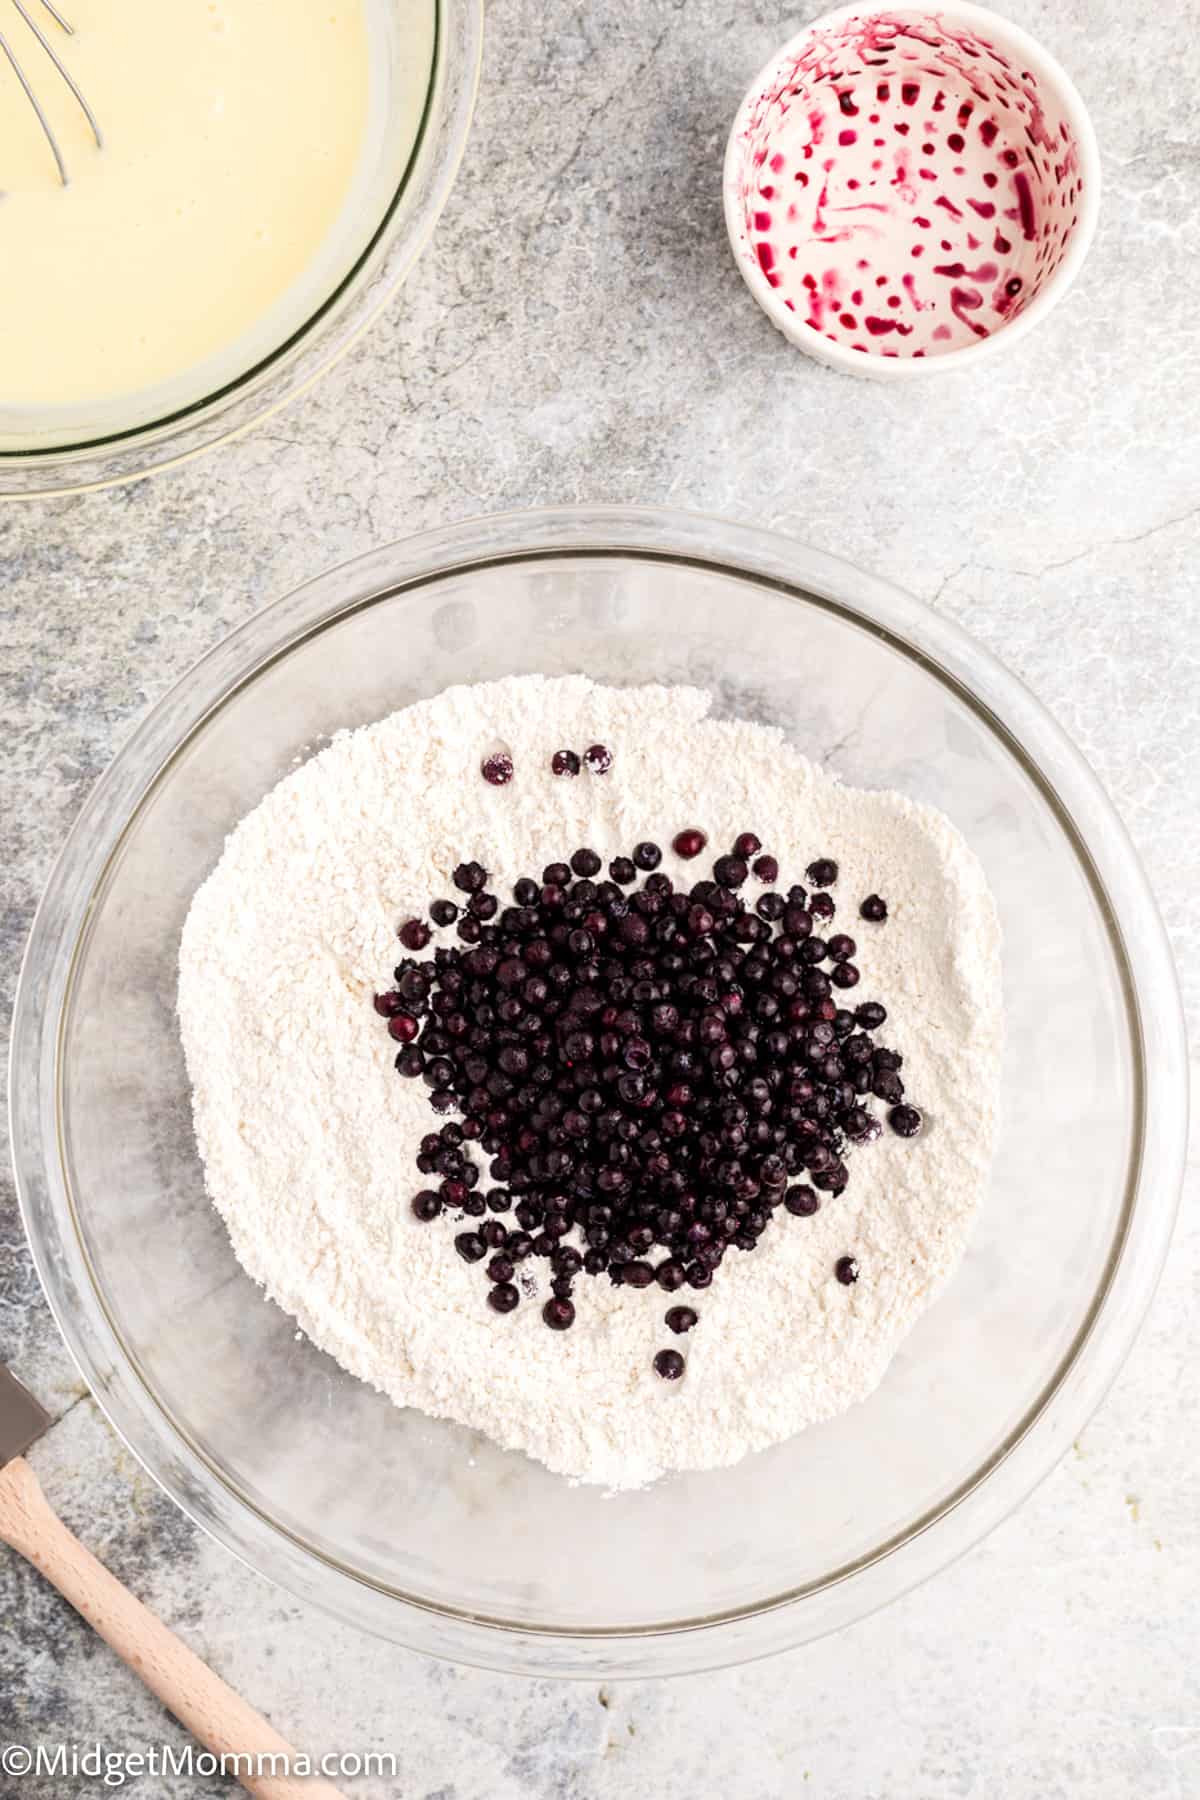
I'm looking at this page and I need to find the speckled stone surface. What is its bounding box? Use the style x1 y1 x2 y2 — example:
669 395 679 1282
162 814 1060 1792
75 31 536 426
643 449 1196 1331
2 0 1197 1793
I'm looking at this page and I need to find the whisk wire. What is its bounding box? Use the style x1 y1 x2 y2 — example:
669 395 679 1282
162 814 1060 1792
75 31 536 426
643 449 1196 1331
2 0 102 185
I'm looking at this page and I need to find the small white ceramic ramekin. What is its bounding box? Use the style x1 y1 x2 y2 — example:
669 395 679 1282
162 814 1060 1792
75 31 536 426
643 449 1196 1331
724 1 1100 378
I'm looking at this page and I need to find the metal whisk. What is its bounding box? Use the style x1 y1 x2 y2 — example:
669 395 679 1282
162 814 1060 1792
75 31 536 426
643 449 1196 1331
0 0 101 184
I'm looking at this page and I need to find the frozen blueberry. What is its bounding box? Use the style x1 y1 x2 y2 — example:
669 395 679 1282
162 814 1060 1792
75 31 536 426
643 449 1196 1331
888 1104 923 1138
806 858 838 887
482 753 513 786
453 861 488 893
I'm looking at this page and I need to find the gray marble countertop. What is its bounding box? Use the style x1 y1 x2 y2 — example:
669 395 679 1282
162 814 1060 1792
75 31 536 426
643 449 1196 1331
2 1 1197 1794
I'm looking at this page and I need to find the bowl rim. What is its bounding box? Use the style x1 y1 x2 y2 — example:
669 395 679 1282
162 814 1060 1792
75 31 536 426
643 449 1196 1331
722 0 1103 380
9 505 1187 1676
0 0 484 498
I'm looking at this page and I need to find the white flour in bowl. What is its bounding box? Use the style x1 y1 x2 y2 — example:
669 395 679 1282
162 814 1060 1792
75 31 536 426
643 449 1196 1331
178 676 1002 1488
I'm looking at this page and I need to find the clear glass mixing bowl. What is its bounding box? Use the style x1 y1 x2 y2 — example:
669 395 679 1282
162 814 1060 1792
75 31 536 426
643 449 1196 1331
10 508 1186 1675
0 0 482 499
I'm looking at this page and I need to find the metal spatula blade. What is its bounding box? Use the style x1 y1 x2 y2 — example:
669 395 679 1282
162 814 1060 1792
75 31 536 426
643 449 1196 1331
0 1362 51 1466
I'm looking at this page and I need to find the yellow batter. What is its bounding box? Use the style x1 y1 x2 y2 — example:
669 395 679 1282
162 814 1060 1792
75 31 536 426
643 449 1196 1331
0 0 393 411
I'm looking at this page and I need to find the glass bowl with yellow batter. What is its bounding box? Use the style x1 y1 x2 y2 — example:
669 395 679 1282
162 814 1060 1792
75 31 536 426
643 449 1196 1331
0 0 482 496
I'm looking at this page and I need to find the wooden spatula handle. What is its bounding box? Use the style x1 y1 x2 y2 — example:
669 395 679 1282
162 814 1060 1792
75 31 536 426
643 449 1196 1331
0 1456 346 1800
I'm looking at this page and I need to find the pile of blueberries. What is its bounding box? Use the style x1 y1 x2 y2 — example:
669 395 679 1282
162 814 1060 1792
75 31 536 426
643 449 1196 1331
374 827 920 1379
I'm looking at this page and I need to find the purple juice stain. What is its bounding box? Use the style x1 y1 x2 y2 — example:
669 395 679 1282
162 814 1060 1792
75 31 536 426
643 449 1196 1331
755 241 781 287
950 285 988 336
738 12 1081 361
933 258 998 281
